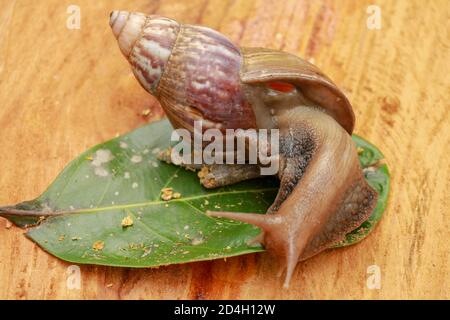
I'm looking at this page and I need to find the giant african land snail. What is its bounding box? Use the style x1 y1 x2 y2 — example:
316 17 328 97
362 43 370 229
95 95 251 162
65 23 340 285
110 11 378 287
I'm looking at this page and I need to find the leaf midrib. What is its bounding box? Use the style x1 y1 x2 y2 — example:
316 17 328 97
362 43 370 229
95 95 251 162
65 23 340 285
56 187 278 215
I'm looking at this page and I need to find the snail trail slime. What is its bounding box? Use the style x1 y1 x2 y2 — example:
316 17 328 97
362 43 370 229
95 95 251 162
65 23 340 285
110 11 378 287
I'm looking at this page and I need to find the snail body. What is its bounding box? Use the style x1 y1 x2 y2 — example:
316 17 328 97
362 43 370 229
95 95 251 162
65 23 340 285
110 11 378 287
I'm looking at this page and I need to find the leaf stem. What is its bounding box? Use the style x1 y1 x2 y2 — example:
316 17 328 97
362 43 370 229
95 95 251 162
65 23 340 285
0 206 64 218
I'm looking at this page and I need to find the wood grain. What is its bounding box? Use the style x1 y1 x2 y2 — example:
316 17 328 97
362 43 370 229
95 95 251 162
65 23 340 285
0 0 448 299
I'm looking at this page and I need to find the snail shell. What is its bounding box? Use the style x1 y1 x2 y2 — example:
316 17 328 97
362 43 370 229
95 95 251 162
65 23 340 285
110 11 256 132
110 11 354 134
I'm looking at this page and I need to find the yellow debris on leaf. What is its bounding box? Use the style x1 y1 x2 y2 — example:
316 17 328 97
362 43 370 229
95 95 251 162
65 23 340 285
121 215 134 228
93 240 105 251
160 187 173 201
160 187 182 201
197 166 209 178
172 192 181 199
142 109 152 117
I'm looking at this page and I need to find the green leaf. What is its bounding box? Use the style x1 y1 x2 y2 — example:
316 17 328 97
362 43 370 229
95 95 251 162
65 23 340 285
352 133 385 167
332 165 390 247
332 135 390 247
0 119 389 267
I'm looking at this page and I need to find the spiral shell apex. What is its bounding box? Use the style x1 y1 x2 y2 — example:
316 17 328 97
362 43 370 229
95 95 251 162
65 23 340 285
110 11 180 94
110 11 257 132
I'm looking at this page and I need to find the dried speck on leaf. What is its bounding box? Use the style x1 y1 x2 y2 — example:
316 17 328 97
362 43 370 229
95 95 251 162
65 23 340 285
131 155 143 164
363 166 377 173
91 149 113 177
93 241 105 251
161 187 173 201
198 166 209 179
141 248 152 257
91 149 113 167
119 141 128 149
149 160 159 168
191 236 204 246
121 216 134 228
160 188 181 201
198 166 216 187
173 192 181 199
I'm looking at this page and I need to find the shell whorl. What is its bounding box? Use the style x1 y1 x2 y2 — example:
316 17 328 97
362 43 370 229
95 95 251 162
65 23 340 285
157 24 257 131
110 11 180 94
110 11 257 132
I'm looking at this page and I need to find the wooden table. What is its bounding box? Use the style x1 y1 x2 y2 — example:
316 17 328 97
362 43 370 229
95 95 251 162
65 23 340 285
0 0 448 299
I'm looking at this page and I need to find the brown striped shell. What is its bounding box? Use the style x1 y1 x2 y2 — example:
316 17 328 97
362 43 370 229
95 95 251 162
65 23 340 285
110 11 256 133
110 12 179 94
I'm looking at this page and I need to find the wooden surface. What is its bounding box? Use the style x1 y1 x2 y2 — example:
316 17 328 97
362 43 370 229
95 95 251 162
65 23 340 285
0 0 448 300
